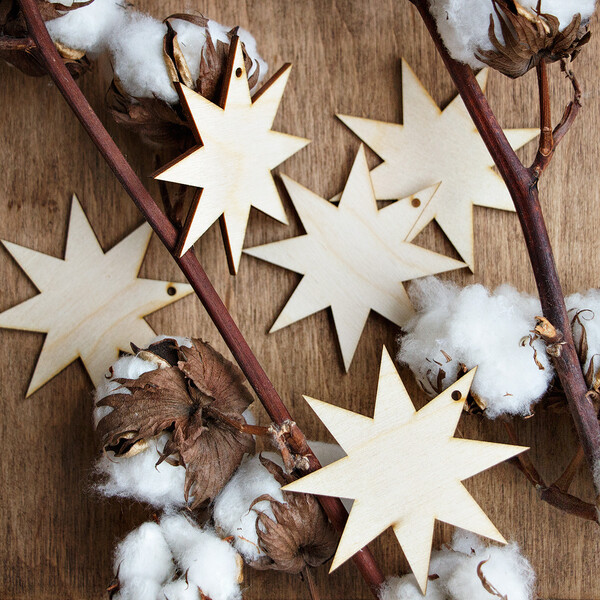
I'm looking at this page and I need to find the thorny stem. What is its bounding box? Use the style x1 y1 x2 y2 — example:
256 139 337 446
16 0 385 594
410 0 600 507
503 422 598 522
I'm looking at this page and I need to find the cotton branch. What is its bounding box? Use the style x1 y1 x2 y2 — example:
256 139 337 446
409 0 600 506
15 0 386 594
504 422 597 522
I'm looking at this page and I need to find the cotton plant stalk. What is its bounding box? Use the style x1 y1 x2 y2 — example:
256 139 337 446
12 0 386 595
408 0 600 508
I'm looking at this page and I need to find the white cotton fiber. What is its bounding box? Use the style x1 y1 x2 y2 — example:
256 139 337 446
379 575 446 599
46 0 127 55
380 531 535 600
108 13 178 103
213 453 285 562
567 289 600 386
114 521 175 584
160 579 203 600
160 514 242 600
429 0 596 69
398 277 554 418
432 530 535 600
170 19 208 84
95 433 187 509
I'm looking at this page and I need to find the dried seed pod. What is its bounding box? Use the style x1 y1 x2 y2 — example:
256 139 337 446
0 0 91 77
247 456 338 574
476 0 591 78
96 337 256 509
106 15 261 150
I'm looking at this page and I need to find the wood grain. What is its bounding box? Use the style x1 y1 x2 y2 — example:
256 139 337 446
0 1 599 599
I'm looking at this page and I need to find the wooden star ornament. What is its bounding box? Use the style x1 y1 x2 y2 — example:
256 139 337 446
283 348 527 593
245 146 465 371
0 195 193 396
337 60 538 269
154 35 310 274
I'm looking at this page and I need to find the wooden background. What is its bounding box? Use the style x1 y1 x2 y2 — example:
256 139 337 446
1 1 599 599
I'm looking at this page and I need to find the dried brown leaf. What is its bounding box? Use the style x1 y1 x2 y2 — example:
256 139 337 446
97 338 255 508
476 0 591 78
247 457 337 574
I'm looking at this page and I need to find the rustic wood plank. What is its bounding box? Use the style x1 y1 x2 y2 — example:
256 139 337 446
0 1 599 599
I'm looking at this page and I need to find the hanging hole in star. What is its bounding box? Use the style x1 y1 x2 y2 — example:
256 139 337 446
235 67 243 77
411 197 421 208
167 286 177 296
451 390 463 401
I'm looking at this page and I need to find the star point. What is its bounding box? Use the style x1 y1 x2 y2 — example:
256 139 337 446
338 59 538 269
283 349 526 592
154 36 309 273
0 195 194 396
245 147 466 370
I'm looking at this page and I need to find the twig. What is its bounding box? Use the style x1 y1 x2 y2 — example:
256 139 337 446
16 0 385 594
553 446 585 493
503 422 597 522
409 0 600 503
530 59 582 177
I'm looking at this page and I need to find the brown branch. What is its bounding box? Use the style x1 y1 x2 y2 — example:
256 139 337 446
530 58 582 177
503 422 597 522
16 0 385 594
553 446 585 493
410 0 600 502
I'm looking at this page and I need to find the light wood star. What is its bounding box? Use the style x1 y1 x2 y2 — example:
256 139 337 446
284 348 527 593
337 60 538 269
245 146 465 371
154 35 310 274
0 195 193 396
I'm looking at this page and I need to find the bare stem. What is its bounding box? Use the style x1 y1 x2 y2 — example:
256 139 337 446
504 423 597 522
410 0 600 502
16 0 385 593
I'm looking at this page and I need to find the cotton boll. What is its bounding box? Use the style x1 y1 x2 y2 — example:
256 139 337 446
46 0 127 55
114 521 175 584
213 453 285 562
379 575 446 599
399 277 554 418
95 433 187 509
428 0 498 68
429 0 596 69
427 530 535 600
161 514 242 600
108 13 178 103
94 355 157 426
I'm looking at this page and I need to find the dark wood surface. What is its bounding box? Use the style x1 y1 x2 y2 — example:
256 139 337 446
1 1 599 598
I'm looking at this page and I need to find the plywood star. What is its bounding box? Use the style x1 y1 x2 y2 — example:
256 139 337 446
154 35 309 274
245 146 465 371
0 195 193 396
284 348 527 593
337 60 538 269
